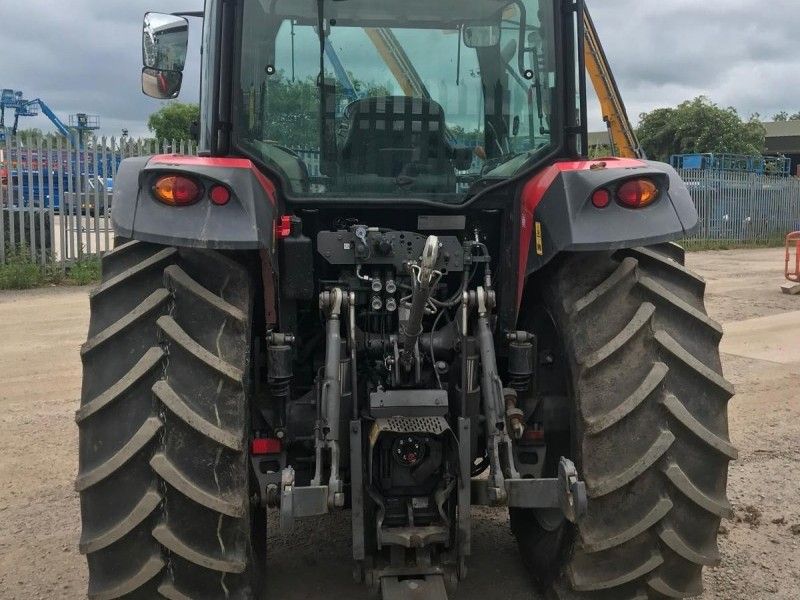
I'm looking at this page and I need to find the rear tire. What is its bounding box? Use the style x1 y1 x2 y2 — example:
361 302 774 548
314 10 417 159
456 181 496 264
76 240 263 599
512 244 735 598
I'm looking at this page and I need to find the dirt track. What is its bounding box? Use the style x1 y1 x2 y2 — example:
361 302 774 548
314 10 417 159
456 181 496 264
0 247 798 599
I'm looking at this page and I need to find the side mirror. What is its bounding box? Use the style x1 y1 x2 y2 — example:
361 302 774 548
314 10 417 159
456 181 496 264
463 25 501 48
141 12 189 99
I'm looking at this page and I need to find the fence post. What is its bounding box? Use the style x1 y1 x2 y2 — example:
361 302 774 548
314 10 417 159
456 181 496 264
56 136 66 271
0 135 5 265
92 137 101 256
25 134 36 261
100 137 110 254
4 133 15 250
37 136 47 266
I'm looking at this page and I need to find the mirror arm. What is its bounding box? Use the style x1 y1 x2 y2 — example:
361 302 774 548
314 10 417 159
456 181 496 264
172 11 204 18
514 0 529 75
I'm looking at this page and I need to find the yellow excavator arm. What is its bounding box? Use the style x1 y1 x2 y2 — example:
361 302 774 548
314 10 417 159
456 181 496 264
582 5 643 159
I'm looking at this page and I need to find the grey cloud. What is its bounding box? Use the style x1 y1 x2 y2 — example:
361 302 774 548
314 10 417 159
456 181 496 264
2 0 799 137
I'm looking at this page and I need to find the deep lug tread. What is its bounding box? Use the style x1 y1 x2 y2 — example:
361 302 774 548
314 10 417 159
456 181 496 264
157 582 192 600
654 331 734 397
164 265 247 325
79 489 162 554
579 302 655 369
581 497 673 553
585 429 674 498
93 247 178 299
662 462 733 518
616 247 705 295
150 452 246 518
648 573 703 598
87 554 164 600
568 550 663 591
648 242 686 265
152 380 243 452
157 315 244 384
76 348 165 423
572 257 637 314
152 523 246 574
78 245 258 599
661 394 738 459
76 416 163 491
638 277 723 339
82 289 171 356
658 525 720 566
513 246 733 599
583 362 667 435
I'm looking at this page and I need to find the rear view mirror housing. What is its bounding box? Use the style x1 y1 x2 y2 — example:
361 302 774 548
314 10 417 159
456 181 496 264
141 12 189 98
463 25 501 48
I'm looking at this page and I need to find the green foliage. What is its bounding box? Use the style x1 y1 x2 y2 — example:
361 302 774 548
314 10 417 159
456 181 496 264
147 102 200 142
589 144 613 159
12 128 77 143
772 111 800 122
243 72 392 148
637 96 765 162
0 248 101 290
0 250 44 289
65 257 101 285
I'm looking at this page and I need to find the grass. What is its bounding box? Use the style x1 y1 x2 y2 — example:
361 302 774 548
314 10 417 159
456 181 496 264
682 237 788 252
0 248 101 290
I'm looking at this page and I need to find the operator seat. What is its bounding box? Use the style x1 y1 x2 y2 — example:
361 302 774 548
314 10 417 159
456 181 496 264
338 96 458 193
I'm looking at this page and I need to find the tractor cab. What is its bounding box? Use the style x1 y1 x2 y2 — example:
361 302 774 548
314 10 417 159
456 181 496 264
143 0 575 203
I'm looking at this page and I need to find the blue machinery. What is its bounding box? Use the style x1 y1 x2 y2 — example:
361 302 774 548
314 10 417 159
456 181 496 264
671 153 792 177
0 88 99 146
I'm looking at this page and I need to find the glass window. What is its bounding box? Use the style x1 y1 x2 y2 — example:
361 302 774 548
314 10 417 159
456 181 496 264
234 0 559 202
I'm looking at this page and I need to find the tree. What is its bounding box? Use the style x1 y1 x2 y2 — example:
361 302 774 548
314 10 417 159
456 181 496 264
772 110 800 122
637 96 765 162
147 102 200 141
11 128 76 144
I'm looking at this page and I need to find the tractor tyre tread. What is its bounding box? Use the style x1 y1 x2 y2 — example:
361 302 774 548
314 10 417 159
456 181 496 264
513 245 734 599
77 241 259 600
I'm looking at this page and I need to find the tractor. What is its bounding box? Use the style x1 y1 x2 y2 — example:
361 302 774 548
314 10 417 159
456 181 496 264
76 1 734 599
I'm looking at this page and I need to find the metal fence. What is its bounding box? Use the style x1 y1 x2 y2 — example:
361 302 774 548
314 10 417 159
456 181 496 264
3 137 800 269
678 169 800 244
0 134 196 268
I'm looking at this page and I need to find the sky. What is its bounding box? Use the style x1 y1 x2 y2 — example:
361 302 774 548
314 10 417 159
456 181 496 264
1 0 799 139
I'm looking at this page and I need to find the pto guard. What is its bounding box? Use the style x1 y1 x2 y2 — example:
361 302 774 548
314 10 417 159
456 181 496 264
111 155 277 250
521 159 699 278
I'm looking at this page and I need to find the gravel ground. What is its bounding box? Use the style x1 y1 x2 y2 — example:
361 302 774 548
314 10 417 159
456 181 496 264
0 247 798 599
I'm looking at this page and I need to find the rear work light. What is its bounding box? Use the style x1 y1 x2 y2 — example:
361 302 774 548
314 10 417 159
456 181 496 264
617 178 659 208
153 175 202 206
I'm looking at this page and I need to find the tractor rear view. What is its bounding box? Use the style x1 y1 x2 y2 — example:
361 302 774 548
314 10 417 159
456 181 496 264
76 1 734 599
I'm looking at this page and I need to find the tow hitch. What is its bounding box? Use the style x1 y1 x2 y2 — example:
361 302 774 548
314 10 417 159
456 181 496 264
472 456 588 523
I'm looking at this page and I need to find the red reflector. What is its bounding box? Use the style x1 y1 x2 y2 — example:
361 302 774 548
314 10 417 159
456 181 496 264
209 185 231 206
591 188 611 208
153 175 202 206
251 438 281 455
523 426 545 443
617 178 659 208
275 215 292 239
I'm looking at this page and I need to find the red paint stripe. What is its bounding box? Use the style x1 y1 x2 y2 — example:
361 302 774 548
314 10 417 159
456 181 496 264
517 158 646 308
149 154 276 205
150 154 254 168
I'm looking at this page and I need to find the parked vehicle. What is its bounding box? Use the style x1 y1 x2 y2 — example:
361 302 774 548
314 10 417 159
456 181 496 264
76 3 733 599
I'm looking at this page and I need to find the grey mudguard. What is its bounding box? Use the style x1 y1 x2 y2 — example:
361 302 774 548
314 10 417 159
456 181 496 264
526 160 697 273
111 156 277 249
